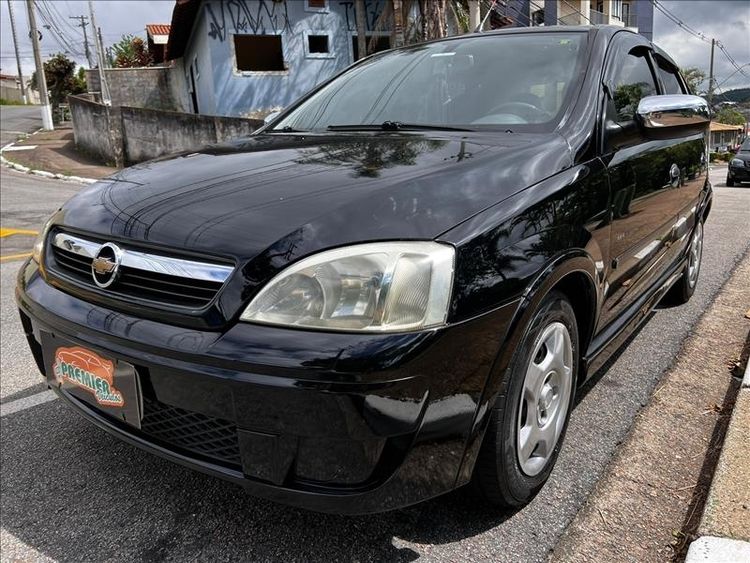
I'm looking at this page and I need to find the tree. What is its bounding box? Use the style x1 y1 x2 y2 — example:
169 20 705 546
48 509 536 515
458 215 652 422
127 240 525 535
714 106 746 126
420 0 448 40
111 35 152 68
682 67 707 95
29 53 85 117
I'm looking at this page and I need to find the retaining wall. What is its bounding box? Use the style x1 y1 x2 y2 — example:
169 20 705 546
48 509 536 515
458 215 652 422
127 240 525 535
69 95 262 167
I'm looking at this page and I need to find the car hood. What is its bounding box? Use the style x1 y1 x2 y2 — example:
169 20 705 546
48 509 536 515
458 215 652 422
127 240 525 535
58 132 571 262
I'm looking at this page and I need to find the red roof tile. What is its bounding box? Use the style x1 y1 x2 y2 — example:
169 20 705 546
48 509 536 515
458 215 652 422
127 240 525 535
146 24 171 37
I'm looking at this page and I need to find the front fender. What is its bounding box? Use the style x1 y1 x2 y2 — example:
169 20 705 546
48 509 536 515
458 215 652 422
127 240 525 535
453 249 601 487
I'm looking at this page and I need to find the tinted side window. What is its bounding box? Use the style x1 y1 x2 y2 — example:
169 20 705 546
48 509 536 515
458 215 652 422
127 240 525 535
656 57 685 94
610 50 657 121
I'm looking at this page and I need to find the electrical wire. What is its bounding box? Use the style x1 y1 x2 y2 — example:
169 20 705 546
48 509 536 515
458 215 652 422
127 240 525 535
652 0 749 80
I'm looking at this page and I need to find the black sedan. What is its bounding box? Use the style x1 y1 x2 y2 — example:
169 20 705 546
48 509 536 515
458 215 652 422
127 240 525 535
727 137 750 186
17 26 711 514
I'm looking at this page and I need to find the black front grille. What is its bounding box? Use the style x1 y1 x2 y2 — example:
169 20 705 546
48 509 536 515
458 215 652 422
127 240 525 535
50 245 224 309
140 398 241 468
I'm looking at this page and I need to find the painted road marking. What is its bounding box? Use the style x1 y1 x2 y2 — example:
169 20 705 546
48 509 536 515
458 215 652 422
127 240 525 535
0 228 38 237
0 252 31 262
2 145 37 151
0 390 56 417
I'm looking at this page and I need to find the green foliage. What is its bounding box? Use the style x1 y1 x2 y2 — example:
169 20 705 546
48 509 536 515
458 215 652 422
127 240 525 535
28 53 86 119
0 98 26 105
714 106 746 126
112 35 152 68
613 83 646 120
709 151 735 162
74 66 87 93
681 67 707 95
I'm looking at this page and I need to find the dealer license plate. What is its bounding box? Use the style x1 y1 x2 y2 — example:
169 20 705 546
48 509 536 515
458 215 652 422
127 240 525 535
42 333 142 428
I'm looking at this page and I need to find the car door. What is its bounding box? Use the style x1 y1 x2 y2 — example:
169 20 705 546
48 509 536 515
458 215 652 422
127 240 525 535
651 52 709 269
598 35 682 329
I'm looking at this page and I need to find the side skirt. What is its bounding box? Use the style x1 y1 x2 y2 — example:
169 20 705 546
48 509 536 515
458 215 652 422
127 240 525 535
582 256 686 379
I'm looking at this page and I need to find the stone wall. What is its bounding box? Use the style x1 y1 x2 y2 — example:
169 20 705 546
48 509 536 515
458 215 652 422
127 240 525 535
68 95 262 167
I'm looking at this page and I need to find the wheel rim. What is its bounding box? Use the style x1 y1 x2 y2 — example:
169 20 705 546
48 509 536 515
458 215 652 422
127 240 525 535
516 322 573 477
687 222 703 288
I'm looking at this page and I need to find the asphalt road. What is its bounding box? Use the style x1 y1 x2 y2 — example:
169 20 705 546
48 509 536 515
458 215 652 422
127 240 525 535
1 157 749 561
0 105 43 146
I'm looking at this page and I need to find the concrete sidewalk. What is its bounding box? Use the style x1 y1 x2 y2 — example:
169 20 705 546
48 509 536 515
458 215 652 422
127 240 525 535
0 124 115 180
551 255 750 562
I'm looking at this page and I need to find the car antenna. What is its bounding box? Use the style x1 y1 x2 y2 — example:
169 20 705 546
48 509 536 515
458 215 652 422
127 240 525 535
474 0 499 33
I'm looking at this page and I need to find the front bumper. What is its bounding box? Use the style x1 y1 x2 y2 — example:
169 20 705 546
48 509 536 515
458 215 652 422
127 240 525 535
16 259 517 513
728 165 750 182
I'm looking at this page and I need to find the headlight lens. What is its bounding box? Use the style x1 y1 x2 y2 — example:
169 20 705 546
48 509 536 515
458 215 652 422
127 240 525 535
730 158 744 167
31 217 54 264
241 242 455 332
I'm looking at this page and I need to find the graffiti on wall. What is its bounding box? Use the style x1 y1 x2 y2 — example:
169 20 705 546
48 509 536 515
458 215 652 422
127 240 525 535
206 0 293 42
339 1 387 32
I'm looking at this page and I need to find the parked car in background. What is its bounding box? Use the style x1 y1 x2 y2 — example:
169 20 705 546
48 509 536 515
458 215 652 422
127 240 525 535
727 137 750 186
17 26 711 514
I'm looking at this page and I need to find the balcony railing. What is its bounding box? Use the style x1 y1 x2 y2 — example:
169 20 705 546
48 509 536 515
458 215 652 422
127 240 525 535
589 9 607 25
558 13 583 25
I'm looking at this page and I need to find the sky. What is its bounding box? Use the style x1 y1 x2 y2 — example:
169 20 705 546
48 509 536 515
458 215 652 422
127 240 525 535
0 0 748 94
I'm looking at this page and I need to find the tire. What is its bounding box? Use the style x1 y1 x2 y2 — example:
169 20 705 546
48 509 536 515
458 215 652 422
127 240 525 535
726 175 735 187
665 219 704 305
472 291 578 507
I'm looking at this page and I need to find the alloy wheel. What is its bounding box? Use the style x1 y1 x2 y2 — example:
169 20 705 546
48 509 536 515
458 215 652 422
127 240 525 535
516 321 573 477
687 221 703 288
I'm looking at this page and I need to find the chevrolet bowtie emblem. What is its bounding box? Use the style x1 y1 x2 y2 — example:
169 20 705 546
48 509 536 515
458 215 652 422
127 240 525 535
91 243 123 288
92 256 117 275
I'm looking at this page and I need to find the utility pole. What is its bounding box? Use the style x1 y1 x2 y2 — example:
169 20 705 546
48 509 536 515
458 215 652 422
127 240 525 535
26 0 53 129
392 0 405 47
88 0 111 104
707 38 715 109
468 0 481 32
7 0 27 104
354 0 367 60
69 15 92 67
97 27 106 67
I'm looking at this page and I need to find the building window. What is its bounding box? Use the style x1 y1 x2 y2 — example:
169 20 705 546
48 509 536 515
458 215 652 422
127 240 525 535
531 9 544 26
234 35 284 72
305 31 333 58
305 0 328 12
308 35 329 54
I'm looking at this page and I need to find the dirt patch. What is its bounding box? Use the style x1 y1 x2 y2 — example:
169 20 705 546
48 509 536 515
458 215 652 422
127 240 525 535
550 255 750 563
4 124 116 179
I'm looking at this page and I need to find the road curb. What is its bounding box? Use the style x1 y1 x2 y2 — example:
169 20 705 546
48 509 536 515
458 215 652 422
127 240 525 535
0 136 98 185
685 536 750 562
685 347 750 561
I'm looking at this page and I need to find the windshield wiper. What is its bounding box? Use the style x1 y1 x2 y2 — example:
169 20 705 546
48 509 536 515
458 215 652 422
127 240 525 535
327 121 473 132
267 125 309 133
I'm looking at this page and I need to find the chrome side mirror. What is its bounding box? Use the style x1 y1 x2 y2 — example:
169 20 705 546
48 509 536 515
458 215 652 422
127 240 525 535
264 111 281 126
636 95 710 129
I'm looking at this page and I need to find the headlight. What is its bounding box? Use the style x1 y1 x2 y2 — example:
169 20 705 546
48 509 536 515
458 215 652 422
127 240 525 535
730 158 745 167
31 217 54 264
241 242 455 332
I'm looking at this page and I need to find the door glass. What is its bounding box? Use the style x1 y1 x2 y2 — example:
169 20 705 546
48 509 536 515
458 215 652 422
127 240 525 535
610 50 657 121
655 57 685 95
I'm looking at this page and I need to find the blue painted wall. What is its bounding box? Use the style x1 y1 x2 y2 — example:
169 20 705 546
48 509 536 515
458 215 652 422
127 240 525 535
181 0 389 117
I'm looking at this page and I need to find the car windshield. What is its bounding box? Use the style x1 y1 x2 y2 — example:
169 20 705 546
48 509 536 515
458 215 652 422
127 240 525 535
273 32 587 133
740 138 750 152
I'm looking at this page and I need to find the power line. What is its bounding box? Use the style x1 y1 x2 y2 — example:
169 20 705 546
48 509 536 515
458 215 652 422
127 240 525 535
652 0 749 80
